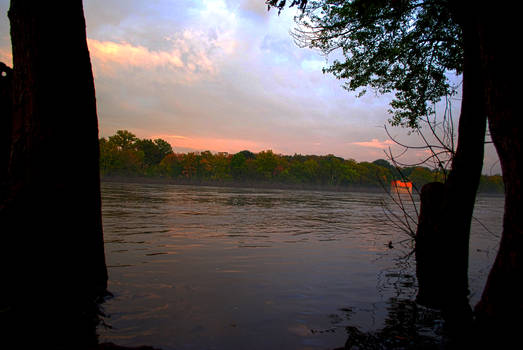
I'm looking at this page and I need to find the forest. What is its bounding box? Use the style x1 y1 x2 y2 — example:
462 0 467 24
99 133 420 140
100 130 503 193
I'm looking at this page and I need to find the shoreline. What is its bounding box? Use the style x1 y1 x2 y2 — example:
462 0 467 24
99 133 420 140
100 175 504 196
100 175 386 193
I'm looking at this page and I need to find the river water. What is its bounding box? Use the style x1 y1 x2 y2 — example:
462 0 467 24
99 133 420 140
98 182 503 349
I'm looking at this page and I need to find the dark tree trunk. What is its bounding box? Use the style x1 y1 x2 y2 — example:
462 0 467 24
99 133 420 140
473 4 522 344
415 182 445 308
0 62 13 187
0 0 107 346
415 6 486 324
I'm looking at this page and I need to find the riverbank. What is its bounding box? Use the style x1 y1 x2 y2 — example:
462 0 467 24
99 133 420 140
101 175 387 193
101 175 504 196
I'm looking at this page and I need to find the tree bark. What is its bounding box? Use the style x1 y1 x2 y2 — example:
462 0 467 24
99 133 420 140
0 62 12 187
415 5 486 324
415 182 445 308
473 3 522 343
0 0 107 346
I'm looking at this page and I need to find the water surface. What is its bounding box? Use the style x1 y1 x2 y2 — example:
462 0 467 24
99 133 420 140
99 182 502 349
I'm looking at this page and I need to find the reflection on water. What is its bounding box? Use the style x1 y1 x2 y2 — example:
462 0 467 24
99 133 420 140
99 182 502 349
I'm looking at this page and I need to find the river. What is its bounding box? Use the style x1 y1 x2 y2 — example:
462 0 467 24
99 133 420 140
98 181 503 349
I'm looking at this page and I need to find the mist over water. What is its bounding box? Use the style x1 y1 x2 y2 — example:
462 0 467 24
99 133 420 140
98 182 502 349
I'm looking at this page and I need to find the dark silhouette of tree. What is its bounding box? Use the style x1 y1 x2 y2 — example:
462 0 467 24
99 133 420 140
471 3 521 343
0 1 108 347
0 62 12 186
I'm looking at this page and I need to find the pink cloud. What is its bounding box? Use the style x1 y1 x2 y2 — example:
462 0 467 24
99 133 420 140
152 134 271 154
87 34 221 82
351 139 396 149
88 39 184 69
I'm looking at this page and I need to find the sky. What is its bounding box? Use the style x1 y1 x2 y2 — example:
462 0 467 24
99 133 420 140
0 0 500 173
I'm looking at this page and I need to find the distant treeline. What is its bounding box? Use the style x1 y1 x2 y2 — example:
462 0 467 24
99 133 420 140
100 130 504 193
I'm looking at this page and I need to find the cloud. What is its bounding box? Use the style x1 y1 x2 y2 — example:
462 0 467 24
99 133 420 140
237 0 269 17
351 139 396 149
88 28 231 82
301 59 325 72
80 0 403 163
88 39 183 70
152 134 270 154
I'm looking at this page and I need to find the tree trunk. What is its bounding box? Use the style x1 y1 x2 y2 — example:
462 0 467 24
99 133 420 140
415 7 486 324
0 62 12 187
474 4 522 344
0 0 107 346
415 182 445 308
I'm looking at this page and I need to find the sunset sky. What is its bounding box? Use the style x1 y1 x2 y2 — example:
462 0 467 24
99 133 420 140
0 0 500 172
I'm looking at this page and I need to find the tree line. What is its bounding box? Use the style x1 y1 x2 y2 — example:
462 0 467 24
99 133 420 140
100 130 503 193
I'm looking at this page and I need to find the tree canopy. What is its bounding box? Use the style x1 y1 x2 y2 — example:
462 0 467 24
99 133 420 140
269 0 462 128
